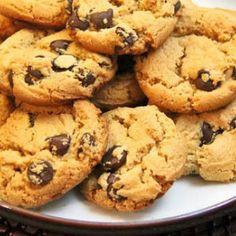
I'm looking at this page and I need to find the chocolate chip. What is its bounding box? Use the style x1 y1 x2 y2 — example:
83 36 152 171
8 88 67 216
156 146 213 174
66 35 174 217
194 70 220 91
107 173 124 200
98 61 112 69
28 113 36 128
50 40 72 54
67 9 90 31
48 134 71 156
24 66 44 85
75 69 96 87
8 70 14 88
115 27 137 47
200 122 223 146
66 0 73 14
80 133 96 146
52 55 77 72
27 160 53 185
174 1 182 14
90 9 113 29
101 146 127 172
232 67 236 80
230 117 236 129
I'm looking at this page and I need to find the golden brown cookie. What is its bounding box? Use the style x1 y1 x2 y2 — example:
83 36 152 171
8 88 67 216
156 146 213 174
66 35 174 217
67 0 181 55
0 100 108 208
136 34 236 113
81 106 186 211
176 98 236 181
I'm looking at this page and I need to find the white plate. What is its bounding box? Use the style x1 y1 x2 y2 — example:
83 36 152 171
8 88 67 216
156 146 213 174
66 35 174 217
35 0 236 224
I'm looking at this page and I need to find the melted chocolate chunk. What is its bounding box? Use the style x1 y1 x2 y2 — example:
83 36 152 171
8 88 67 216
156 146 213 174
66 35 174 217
24 66 44 85
75 69 96 87
115 27 137 47
27 160 53 185
80 133 96 146
200 122 223 146
50 40 72 54
28 113 36 128
230 117 236 129
106 173 124 200
67 9 90 31
48 134 71 156
101 146 127 172
8 70 14 88
90 9 113 29
194 70 220 91
174 1 182 14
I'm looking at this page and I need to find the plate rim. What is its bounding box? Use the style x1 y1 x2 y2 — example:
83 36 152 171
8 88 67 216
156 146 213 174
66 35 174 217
0 195 236 230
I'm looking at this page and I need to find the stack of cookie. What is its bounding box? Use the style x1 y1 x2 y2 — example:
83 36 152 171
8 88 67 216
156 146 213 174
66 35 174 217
0 0 235 212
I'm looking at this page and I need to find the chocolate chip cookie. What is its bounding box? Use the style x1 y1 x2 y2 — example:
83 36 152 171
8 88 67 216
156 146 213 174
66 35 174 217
67 0 181 55
0 29 48 95
0 100 108 208
3 30 116 105
93 55 146 110
136 34 236 113
176 98 236 181
175 0 236 42
81 106 186 211
0 0 70 27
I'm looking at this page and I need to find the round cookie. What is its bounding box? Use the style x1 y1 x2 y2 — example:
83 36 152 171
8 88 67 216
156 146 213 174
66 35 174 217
174 0 236 42
0 0 71 27
67 0 181 55
5 30 116 105
176 98 236 181
0 100 108 208
0 29 49 94
0 93 14 126
136 34 236 113
81 106 186 211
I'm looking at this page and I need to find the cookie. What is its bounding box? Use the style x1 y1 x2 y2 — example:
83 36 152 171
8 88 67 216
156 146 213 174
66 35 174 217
176 98 236 181
175 0 236 42
67 0 181 55
0 0 70 27
81 106 186 211
93 56 146 110
0 93 14 126
0 29 48 94
0 14 24 40
0 100 108 208
136 34 236 113
2 30 116 105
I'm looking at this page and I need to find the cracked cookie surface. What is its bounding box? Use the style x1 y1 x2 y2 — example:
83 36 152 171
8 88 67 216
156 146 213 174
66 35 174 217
136 34 236 113
175 0 236 42
81 105 186 211
2 30 116 105
176 98 236 181
67 0 181 55
0 100 108 208
0 0 70 27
